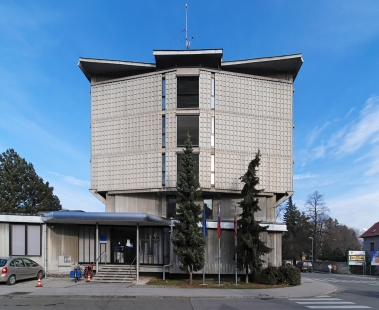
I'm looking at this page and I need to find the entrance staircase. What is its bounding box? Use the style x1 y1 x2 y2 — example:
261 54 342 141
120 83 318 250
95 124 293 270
92 264 136 283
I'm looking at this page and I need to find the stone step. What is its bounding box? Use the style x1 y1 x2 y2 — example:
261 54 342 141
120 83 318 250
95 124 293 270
94 264 137 283
91 278 133 283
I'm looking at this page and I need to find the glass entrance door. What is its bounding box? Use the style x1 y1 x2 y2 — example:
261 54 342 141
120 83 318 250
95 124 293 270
111 227 136 264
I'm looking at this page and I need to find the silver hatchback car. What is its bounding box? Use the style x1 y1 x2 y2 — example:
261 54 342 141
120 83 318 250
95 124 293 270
0 257 45 285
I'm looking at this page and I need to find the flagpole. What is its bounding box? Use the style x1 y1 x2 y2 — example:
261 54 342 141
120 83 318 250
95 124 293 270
218 203 221 285
235 205 237 285
202 204 208 285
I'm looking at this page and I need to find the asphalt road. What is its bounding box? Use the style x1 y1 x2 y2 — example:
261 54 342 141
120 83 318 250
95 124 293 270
0 272 378 309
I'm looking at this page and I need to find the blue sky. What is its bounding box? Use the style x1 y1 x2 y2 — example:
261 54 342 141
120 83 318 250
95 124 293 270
1 1 378 231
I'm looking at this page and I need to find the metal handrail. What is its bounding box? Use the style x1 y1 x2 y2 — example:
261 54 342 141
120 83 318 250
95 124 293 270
130 256 137 276
163 263 172 281
95 251 106 263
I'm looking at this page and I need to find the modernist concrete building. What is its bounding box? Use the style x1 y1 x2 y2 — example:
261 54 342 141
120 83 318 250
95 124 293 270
0 49 303 279
77 49 303 274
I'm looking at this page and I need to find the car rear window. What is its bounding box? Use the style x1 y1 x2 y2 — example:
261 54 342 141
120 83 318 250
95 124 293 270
0 259 7 267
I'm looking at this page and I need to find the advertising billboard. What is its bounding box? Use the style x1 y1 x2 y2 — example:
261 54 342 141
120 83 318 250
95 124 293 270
371 251 379 266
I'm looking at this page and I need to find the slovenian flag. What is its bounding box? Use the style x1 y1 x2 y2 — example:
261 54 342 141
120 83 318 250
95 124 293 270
202 204 208 238
217 210 222 238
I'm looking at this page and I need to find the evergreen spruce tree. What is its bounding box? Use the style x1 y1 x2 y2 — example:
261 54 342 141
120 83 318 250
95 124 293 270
171 133 205 284
282 197 311 262
237 150 271 283
0 149 62 213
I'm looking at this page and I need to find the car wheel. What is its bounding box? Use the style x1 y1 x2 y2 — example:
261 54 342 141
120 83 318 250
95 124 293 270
7 274 16 285
37 270 43 280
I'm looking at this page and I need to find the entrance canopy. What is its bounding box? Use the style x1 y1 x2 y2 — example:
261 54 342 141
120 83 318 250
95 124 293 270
42 212 170 226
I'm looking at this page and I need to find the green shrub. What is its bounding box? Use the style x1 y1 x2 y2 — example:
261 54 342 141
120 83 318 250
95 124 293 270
253 266 300 286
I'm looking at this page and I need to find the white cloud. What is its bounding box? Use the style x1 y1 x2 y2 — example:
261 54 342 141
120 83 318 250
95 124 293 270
327 188 379 230
47 171 90 187
335 96 379 155
294 173 318 180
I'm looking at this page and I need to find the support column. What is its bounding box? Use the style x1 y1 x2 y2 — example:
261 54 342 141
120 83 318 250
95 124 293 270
44 223 47 278
96 223 99 274
136 223 139 284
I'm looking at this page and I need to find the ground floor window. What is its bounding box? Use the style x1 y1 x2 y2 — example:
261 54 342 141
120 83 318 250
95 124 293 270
140 227 170 265
10 224 41 256
78 226 95 263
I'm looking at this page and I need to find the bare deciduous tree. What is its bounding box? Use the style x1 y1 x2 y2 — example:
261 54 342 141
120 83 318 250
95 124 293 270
304 191 329 262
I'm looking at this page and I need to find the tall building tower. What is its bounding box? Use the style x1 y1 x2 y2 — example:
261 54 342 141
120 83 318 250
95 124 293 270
79 49 302 271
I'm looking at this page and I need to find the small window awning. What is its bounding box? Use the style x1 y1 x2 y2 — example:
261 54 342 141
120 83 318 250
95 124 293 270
42 212 171 226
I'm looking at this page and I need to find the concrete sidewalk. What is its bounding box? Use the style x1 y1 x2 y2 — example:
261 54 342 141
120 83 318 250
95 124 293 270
0 276 336 299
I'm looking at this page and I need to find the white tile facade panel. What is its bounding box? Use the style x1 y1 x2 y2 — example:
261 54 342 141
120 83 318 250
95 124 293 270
165 72 177 188
199 71 212 189
91 74 162 191
214 72 293 193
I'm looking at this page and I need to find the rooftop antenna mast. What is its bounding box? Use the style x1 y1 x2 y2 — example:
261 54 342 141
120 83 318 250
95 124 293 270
171 4 198 48
185 4 190 49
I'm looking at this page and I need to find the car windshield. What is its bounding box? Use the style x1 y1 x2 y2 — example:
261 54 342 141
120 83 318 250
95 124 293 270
0 259 7 267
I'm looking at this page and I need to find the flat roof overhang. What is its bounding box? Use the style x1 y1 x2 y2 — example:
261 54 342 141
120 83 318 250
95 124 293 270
222 53 303 81
153 49 223 69
78 58 156 82
42 212 170 226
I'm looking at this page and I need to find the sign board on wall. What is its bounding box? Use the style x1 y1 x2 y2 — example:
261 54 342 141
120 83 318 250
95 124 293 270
371 251 379 266
348 250 366 266
58 255 71 266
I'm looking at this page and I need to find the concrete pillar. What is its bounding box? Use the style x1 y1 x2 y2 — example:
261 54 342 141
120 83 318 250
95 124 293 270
136 223 139 284
96 223 99 274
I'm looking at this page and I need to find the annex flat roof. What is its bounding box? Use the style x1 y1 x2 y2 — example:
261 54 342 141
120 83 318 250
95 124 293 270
42 211 171 226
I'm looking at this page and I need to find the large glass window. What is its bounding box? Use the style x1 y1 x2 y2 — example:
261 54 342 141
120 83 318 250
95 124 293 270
177 115 199 146
10 224 41 256
139 227 165 264
177 76 199 108
177 153 199 182
78 225 95 263
167 196 176 218
204 198 213 220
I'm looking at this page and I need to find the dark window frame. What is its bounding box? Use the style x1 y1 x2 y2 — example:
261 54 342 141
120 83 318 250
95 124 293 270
177 76 199 109
177 115 199 147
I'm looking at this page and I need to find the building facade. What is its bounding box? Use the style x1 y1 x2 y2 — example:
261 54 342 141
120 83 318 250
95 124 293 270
0 50 302 279
77 49 303 275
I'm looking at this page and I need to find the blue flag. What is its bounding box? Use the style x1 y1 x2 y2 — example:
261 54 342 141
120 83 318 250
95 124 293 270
202 204 208 238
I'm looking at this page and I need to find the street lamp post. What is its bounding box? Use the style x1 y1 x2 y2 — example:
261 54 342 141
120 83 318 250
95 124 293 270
309 237 314 264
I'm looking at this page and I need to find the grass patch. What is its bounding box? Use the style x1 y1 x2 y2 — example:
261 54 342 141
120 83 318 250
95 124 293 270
146 278 282 289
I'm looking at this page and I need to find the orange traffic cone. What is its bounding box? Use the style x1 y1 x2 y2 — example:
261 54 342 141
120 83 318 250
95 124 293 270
36 277 43 287
86 273 91 282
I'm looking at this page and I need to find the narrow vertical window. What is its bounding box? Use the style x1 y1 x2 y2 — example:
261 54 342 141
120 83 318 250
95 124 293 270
162 116 166 147
211 77 215 108
204 198 213 220
162 78 166 110
211 116 215 147
162 153 166 186
211 154 215 185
